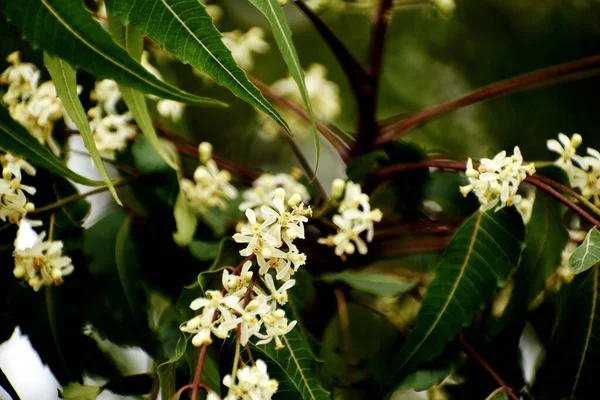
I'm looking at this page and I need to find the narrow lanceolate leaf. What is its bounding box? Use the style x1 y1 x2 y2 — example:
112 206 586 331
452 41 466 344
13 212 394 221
250 328 330 400
383 208 526 395
320 269 417 297
44 54 122 205
0 105 102 186
157 335 187 400
105 0 289 133
533 266 600 398
248 0 319 169
107 14 179 171
570 228 600 275
0 0 224 106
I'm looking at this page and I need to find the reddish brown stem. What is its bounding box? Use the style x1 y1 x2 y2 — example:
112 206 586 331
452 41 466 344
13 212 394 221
460 335 520 400
190 344 208 400
371 159 600 228
375 54 600 146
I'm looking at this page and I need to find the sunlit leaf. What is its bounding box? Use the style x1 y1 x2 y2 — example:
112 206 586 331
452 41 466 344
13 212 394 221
0 0 224 105
43 53 121 204
105 0 289 132
320 269 417 297
570 228 600 275
60 383 100 400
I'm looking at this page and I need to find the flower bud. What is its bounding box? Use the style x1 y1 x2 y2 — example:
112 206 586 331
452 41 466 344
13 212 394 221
278 0 287 5
25 202 35 212
331 179 345 200
192 329 212 347
284 229 297 241
345 242 355 255
273 309 286 318
198 142 213 164
287 193 302 207
194 167 211 184
261 247 272 258
13 265 25 278
571 133 583 148
274 187 286 202
51 268 62 281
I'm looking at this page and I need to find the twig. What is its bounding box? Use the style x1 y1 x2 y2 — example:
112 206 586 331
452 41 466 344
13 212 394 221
250 76 351 161
532 173 600 218
292 0 372 98
29 178 133 214
375 54 600 146
353 0 394 156
371 160 600 229
460 335 520 400
190 345 208 400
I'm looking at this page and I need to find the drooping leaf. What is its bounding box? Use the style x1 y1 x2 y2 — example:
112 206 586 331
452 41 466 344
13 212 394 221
157 335 188 400
250 328 330 400
393 350 458 393
570 228 600 275
533 266 600 399
247 0 319 169
0 105 102 186
0 0 224 106
105 0 289 132
382 208 526 396
43 53 121 204
59 383 100 400
320 269 417 297
189 240 220 262
107 13 179 171
172 191 198 247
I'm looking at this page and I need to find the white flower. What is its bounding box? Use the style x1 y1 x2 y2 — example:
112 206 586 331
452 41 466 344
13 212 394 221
223 359 278 400
238 294 270 346
460 146 535 212
91 113 138 154
255 306 297 349
91 79 122 115
547 133 586 175
1 152 36 182
239 173 310 217
156 99 185 121
222 260 254 293
222 27 269 70
182 155 238 213
264 274 295 305
0 51 40 106
13 232 74 291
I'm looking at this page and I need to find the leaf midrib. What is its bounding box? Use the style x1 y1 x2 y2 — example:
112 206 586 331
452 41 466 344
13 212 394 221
39 0 187 99
282 335 318 400
156 0 273 116
398 211 484 371
571 265 598 395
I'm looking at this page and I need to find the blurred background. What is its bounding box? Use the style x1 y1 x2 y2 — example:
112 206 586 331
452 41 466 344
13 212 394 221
1 0 600 398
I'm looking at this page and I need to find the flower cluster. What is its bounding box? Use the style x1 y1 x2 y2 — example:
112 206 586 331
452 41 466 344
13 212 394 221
0 52 69 156
460 146 536 212
258 64 341 141
181 187 309 356
13 231 74 292
319 179 382 257
222 359 278 400
547 133 600 206
239 171 310 220
223 27 270 71
0 152 38 226
181 142 238 213
88 79 138 155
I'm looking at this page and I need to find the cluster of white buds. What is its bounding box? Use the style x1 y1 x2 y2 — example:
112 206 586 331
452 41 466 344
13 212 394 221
222 27 270 71
181 142 238 213
13 231 74 291
547 133 600 206
88 79 137 155
318 179 382 257
0 152 38 226
182 188 309 350
258 64 341 141
141 51 186 121
0 52 69 156
221 359 278 400
239 171 310 220
460 146 536 212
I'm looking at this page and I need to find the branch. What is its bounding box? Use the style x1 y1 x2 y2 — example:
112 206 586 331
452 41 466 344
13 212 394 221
370 159 600 229
375 54 600 146
250 76 352 161
190 344 208 400
460 335 520 400
292 0 372 98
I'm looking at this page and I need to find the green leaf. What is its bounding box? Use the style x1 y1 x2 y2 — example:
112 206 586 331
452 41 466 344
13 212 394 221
486 390 510 400
345 150 388 183
570 228 600 275
248 0 319 169
0 0 224 106
189 240 220 261
157 335 187 400
102 374 155 396
393 352 457 393
105 0 289 133
0 105 102 186
320 269 417 297
250 328 330 400
172 191 198 247
60 383 100 400
533 266 600 399
107 13 179 171
383 208 526 395
43 53 121 204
